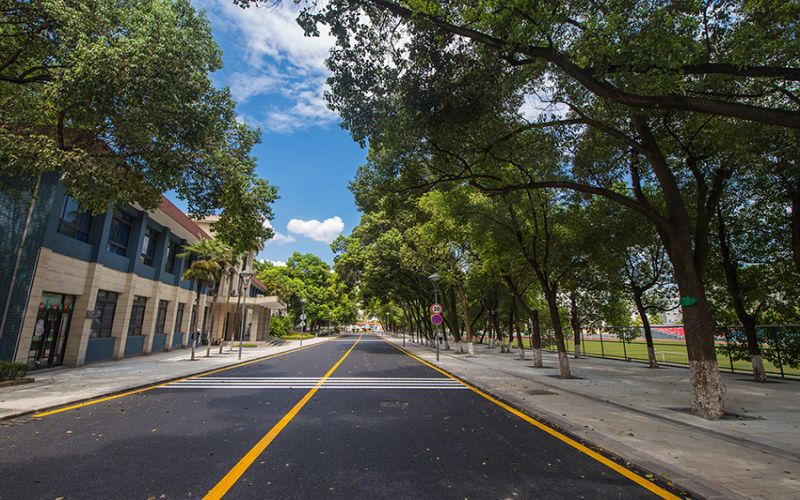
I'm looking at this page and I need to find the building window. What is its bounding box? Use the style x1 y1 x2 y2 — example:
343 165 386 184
140 227 157 266
154 300 168 336
90 290 118 338
127 296 147 336
174 303 185 334
57 196 92 242
107 210 133 256
165 240 179 274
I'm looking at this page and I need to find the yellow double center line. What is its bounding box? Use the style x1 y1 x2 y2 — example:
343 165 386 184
204 335 362 500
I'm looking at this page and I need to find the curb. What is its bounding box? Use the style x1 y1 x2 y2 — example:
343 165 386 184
0 338 334 422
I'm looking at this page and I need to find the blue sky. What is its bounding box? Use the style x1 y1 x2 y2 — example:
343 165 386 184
181 1 366 265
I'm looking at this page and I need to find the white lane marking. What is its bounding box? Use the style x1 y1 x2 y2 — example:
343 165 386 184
163 376 466 390
162 386 467 390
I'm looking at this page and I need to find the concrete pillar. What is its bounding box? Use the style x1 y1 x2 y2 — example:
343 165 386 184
62 286 99 367
111 275 136 360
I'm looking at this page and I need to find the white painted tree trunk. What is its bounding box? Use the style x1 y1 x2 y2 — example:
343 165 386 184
467 341 475 357
647 346 658 369
488 335 495 349
689 359 726 419
457 341 464 354
518 344 525 360
532 348 543 368
557 351 572 379
751 354 767 383
573 341 581 359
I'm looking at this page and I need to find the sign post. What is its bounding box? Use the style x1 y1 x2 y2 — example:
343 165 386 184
431 311 444 361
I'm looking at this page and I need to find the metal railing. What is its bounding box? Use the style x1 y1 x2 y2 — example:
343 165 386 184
537 325 800 379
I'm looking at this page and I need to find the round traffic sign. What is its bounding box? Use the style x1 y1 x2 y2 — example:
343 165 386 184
300 313 307 320
431 313 443 325
431 303 442 314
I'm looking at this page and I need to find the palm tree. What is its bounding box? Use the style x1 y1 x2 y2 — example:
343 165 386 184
182 259 221 361
180 239 235 357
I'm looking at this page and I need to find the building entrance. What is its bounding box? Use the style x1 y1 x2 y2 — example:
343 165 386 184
28 292 74 369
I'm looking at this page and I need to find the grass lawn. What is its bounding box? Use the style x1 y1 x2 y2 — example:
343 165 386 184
477 336 798 378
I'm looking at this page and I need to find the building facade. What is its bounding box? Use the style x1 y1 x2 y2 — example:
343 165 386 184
193 216 285 348
0 173 283 369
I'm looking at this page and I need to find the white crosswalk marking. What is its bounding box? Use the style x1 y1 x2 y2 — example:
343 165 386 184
163 377 466 390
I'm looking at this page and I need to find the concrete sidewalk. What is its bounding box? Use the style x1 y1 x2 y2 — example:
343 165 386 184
0 337 332 420
386 336 800 500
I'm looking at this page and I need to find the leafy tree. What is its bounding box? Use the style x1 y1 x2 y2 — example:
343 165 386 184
1 0 276 245
252 0 800 417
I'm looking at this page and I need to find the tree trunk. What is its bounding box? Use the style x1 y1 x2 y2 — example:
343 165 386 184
633 289 658 368
670 248 726 418
569 291 581 359
488 310 497 349
447 287 460 351
529 310 543 368
459 284 476 357
512 297 525 361
543 285 571 378
206 284 221 358
717 211 766 382
791 188 800 273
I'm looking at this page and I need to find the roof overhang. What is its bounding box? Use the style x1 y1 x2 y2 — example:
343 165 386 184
245 296 286 311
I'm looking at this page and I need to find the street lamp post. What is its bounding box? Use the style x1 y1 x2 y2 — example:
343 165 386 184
429 273 441 361
238 271 254 360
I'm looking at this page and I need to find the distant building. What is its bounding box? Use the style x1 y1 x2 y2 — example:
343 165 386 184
0 173 283 369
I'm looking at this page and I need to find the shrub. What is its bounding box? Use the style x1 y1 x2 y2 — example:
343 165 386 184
269 315 290 337
0 361 29 381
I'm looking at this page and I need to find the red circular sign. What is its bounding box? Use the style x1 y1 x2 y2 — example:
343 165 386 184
431 313 443 325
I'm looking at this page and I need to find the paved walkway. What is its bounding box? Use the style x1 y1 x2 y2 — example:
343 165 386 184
387 336 800 500
0 337 331 420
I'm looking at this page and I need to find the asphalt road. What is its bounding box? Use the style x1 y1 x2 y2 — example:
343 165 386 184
0 334 673 499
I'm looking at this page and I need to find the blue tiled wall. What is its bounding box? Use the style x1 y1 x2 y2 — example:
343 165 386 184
152 334 167 351
0 173 59 361
124 335 145 357
85 337 116 364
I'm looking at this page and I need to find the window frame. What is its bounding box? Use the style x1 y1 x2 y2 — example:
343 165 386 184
154 299 169 336
90 290 118 339
127 296 147 337
140 227 157 266
57 196 92 242
174 303 185 335
165 240 179 274
107 210 133 256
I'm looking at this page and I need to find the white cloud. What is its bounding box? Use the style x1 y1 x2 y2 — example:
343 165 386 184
287 216 344 243
263 219 296 245
268 260 287 267
229 71 284 103
198 0 338 132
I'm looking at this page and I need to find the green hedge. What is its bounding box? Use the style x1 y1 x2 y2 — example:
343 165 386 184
0 361 29 381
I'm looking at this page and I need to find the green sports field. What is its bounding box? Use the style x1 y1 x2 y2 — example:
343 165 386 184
478 336 799 378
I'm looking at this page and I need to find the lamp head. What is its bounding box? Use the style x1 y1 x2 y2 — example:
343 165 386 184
428 273 441 283
240 270 254 283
